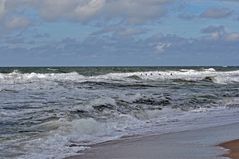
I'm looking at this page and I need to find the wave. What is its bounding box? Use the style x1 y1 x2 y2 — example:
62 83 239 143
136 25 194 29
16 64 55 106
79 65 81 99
1 67 239 159
15 103 239 159
1 69 239 84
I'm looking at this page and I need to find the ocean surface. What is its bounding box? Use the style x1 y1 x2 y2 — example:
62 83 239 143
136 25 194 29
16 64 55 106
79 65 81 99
1 66 239 159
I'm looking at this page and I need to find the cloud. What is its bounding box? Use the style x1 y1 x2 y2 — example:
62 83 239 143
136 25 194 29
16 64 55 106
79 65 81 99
178 14 196 20
37 0 105 22
201 25 225 40
225 32 239 41
2 32 239 66
0 0 173 24
33 33 50 38
201 25 225 34
155 42 171 53
4 16 31 30
0 0 5 18
201 25 239 41
201 8 232 19
1 31 239 66
92 27 147 38
73 0 105 20
103 0 172 24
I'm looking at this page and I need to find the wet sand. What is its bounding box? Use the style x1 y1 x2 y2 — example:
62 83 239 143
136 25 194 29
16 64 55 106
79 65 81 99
219 139 239 159
66 123 239 159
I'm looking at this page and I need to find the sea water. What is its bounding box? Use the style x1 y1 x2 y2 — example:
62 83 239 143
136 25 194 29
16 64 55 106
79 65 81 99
0 66 239 159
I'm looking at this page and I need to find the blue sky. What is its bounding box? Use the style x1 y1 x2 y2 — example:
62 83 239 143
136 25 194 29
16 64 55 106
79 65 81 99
0 0 239 66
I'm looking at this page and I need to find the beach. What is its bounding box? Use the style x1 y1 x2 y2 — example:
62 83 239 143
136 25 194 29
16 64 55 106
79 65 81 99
220 139 239 159
67 122 239 159
1 0 239 157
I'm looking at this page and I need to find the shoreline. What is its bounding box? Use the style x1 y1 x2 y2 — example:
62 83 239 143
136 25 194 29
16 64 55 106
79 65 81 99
66 122 239 159
219 139 239 159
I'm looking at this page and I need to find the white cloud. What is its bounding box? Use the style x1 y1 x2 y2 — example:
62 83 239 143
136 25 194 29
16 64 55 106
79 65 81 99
155 42 171 53
73 0 105 21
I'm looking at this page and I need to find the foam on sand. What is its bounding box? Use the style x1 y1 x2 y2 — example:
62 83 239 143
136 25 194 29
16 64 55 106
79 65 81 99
67 122 239 159
219 139 239 159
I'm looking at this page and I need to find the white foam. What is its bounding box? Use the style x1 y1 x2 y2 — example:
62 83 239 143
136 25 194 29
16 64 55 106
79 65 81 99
19 115 145 159
0 69 239 85
4 103 239 159
1 69 239 159
203 68 216 72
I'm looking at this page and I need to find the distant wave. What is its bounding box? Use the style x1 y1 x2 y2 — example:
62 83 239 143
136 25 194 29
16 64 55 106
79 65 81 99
0 69 239 84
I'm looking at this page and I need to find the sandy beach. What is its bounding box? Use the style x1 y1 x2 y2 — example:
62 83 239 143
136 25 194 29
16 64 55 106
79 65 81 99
219 139 239 159
66 122 239 159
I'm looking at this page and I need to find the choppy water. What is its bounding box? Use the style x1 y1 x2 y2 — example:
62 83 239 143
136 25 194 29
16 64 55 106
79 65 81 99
1 67 239 159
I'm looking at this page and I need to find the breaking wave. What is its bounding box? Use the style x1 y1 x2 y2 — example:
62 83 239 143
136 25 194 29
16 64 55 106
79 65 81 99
1 67 239 159
0 68 239 84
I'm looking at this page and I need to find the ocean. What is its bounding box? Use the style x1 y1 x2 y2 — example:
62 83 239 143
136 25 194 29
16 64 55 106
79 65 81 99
0 66 239 159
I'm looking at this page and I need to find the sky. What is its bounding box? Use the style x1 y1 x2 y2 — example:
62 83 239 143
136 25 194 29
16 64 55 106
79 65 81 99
0 0 239 66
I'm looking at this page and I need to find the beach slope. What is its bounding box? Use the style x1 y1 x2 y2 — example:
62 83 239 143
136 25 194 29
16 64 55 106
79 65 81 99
219 139 239 159
67 123 239 159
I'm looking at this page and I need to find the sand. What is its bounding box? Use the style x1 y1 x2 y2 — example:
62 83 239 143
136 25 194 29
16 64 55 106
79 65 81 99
66 123 239 159
219 139 239 159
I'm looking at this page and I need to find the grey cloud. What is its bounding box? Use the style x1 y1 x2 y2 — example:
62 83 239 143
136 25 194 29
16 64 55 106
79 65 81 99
201 25 225 34
0 0 5 18
33 33 50 38
0 0 32 31
224 32 239 41
178 14 196 20
3 36 25 44
201 25 225 40
103 0 173 24
1 0 174 24
4 16 31 29
1 31 239 66
201 25 239 41
36 0 105 22
92 27 147 38
201 8 232 19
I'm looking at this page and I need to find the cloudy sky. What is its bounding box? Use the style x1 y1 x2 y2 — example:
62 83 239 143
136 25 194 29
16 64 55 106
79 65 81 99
0 0 239 66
